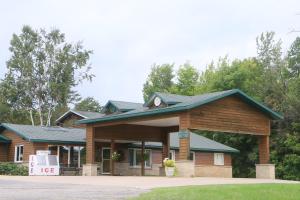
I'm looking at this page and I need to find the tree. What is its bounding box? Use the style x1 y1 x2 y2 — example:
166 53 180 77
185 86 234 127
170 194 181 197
287 37 300 77
75 97 101 112
1 25 94 126
197 57 265 177
143 63 175 101
175 62 199 96
256 31 282 69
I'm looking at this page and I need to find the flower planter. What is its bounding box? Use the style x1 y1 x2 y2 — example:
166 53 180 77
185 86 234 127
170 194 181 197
165 167 175 177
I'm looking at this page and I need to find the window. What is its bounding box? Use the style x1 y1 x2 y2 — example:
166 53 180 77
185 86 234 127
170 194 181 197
214 153 224 165
129 149 151 168
15 145 24 162
189 151 195 162
169 150 175 160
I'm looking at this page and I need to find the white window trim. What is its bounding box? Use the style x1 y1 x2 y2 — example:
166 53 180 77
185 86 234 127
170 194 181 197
190 151 195 163
214 153 225 166
169 150 175 160
129 148 152 169
14 145 24 163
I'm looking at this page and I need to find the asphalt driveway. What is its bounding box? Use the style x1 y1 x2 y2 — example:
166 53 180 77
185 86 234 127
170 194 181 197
0 176 298 200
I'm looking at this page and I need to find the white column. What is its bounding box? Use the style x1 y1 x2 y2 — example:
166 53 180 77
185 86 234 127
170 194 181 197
68 146 71 167
57 146 60 165
78 146 81 168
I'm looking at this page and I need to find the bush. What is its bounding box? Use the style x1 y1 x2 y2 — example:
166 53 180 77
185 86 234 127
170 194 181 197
0 162 28 176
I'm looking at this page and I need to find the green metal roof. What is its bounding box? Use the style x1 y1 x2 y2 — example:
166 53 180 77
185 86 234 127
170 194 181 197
77 89 283 125
0 123 85 145
0 134 11 143
102 100 144 112
145 92 193 106
56 110 105 123
129 132 239 153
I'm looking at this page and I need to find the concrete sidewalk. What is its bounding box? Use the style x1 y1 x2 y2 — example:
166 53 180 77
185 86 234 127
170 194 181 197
0 176 298 189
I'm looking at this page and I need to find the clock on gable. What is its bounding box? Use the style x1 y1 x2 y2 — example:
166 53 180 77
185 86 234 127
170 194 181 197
154 96 162 107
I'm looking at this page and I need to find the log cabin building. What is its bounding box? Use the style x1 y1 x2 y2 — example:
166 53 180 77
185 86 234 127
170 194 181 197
0 89 282 178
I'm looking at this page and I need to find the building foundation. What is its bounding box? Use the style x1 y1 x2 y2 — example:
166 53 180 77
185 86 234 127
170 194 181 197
82 164 98 176
256 164 275 179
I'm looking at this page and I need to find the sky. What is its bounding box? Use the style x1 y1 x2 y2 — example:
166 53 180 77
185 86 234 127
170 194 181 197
0 0 299 105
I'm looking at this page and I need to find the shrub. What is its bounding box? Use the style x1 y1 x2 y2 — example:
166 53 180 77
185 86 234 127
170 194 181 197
0 162 28 176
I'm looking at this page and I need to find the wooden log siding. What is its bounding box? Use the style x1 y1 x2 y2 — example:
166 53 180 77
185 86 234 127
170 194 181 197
94 124 167 142
1 130 48 162
0 144 8 162
189 96 271 135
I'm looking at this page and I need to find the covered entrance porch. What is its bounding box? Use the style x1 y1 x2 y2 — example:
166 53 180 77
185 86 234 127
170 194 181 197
78 90 282 179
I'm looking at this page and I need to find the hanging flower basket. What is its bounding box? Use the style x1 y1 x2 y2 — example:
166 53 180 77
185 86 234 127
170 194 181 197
111 151 121 162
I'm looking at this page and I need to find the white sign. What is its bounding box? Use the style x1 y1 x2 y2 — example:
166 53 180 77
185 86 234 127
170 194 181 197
29 154 59 176
36 150 51 156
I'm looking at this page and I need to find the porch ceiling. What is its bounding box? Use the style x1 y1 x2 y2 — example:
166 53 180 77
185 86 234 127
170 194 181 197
127 117 179 127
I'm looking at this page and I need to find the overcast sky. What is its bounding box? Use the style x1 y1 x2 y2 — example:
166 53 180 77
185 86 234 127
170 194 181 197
0 0 299 105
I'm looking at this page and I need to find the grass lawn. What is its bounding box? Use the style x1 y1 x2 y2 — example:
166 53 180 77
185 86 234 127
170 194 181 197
130 184 300 200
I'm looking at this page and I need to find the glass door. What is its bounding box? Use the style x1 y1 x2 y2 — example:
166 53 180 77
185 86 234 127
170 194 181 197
102 148 111 174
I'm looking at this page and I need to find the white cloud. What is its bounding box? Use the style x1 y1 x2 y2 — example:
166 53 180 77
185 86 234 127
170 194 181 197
0 0 299 104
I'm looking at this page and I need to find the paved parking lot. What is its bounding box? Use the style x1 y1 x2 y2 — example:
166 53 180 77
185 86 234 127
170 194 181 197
0 176 298 200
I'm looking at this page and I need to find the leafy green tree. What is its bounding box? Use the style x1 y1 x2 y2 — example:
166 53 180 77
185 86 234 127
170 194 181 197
143 63 175 101
1 25 94 126
75 97 101 112
197 57 264 177
287 37 300 77
175 62 200 96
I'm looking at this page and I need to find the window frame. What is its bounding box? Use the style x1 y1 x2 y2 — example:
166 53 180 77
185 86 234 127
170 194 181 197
169 150 176 160
14 145 24 163
214 153 225 166
189 151 195 163
128 148 152 168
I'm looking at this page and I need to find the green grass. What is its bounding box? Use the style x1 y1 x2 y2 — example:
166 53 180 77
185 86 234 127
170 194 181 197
130 184 300 200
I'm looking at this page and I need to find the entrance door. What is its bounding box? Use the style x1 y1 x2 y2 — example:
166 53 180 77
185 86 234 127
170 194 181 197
102 148 111 174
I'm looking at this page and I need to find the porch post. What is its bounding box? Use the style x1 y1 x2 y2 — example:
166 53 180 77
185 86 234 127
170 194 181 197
67 146 71 167
162 132 170 165
256 135 275 179
110 140 115 176
70 146 74 167
83 125 97 176
78 146 81 168
86 126 95 164
258 135 270 164
176 112 194 177
57 145 60 165
141 141 145 176
178 113 190 160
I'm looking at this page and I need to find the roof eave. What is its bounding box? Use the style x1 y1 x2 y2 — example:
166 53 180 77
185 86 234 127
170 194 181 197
0 124 31 141
30 139 86 145
128 144 239 153
55 110 88 123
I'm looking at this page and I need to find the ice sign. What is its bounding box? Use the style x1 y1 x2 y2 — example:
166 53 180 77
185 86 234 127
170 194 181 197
29 152 59 176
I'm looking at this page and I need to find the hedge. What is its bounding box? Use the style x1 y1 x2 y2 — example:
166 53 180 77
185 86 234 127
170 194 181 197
0 162 28 176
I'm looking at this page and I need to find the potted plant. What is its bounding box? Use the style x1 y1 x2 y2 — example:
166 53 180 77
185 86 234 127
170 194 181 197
163 158 175 177
111 151 121 162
